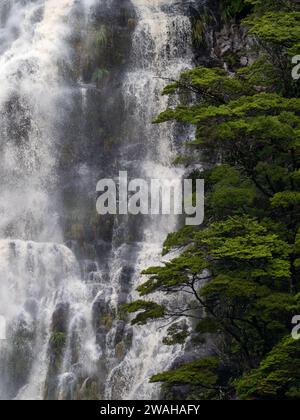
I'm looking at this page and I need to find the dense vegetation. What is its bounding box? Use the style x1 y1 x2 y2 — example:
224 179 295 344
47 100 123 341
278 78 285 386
125 0 300 399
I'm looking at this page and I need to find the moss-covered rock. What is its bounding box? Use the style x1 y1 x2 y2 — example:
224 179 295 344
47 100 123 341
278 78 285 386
44 303 69 400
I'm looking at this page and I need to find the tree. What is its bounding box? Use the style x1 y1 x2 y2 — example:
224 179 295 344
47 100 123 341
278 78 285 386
236 336 300 400
124 0 300 399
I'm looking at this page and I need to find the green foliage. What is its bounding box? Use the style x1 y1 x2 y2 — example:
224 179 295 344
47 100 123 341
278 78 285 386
157 67 253 107
236 337 300 399
198 216 291 280
245 12 300 51
271 191 300 208
245 0 297 13
150 357 221 399
151 357 219 385
162 225 195 255
138 247 209 296
221 0 250 21
242 2 300 95
206 165 256 218
123 300 165 325
162 323 189 346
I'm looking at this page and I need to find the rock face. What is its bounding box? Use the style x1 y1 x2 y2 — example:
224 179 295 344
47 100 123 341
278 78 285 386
60 0 137 257
191 0 255 70
214 24 254 69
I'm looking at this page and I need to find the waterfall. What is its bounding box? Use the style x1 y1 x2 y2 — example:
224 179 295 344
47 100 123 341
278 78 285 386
0 0 194 400
103 0 194 400
0 240 99 400
0 0 100 400
0 0 77 242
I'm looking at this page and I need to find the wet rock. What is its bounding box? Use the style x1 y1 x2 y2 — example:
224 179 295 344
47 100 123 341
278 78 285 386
124 327 133 350
51 303 70 333
114 320 126 346
119 266 134 294
115 341 126 361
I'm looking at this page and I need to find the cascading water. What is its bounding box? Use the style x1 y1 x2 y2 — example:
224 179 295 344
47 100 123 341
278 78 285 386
0 0 195 400
0 240 99 400
102 0 194 400
0 0 100 400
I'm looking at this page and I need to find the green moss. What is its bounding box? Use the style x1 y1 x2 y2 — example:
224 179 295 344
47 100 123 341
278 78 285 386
92 68 109 87
94 25 108 48
49 332 66 356
100 314 114 332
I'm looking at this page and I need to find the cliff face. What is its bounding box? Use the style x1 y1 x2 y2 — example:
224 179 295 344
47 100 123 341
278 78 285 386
60 1 137 256
191 0 254 70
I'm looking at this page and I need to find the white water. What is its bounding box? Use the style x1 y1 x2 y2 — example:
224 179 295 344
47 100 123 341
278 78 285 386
104 0 194 400
0 240 99 400
0 0 79 241
0 0 194 400
0 0 100 400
